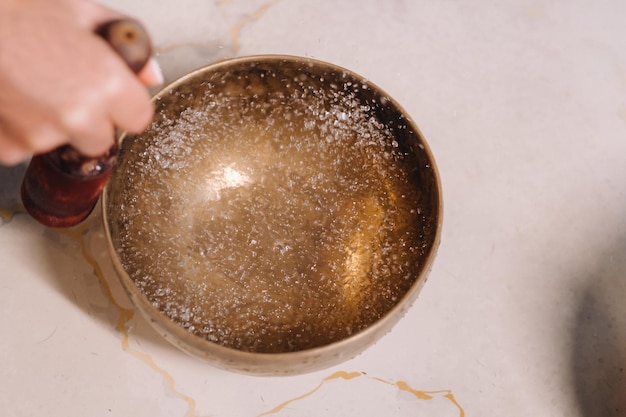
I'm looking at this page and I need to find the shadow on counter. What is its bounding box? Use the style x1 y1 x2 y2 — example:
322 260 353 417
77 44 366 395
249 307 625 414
0 161 181 354
571 236 626 417
0 162 27 208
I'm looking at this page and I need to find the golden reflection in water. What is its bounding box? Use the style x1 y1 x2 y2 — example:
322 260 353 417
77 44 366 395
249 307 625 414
340 196 384 315
200 164 252 201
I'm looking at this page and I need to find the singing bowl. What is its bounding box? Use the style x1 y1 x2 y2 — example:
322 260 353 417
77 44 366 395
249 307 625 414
102 55 442 375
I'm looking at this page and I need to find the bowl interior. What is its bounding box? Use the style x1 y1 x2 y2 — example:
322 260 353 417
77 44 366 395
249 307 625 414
104 56 441 355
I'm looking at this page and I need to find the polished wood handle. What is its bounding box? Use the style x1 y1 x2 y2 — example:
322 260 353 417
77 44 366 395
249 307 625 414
96 19 152 74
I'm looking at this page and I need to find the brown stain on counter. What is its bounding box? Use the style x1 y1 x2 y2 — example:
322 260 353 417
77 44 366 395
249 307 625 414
0 205 23 224
153 40 223 55
395 381 465 416
258 371 465 417
257 371 362 417
223 0 280 53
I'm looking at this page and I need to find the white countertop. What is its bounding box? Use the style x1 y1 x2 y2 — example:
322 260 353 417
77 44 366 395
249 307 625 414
2 1 626 416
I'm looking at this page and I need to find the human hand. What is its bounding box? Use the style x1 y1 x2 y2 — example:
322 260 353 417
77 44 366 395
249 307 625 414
0 0 163 165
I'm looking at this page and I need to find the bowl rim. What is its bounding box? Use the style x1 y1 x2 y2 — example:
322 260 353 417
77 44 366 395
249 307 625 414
101 54 443 375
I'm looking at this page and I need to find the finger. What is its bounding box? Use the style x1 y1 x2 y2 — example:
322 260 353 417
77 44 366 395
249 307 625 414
73 2 156 134
0 119 66 163
0 110 67 153
71 0 128 30
26 123 68 154
0 125 30 165
137 57 164 87
0 145 29 166
63 108 116 157
108 75 154 134
51 36 152 147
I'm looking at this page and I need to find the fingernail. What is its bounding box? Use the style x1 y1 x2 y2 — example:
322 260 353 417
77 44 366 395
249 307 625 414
138 57 164 86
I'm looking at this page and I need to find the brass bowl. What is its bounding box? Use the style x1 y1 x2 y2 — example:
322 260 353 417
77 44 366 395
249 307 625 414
102 55 442 375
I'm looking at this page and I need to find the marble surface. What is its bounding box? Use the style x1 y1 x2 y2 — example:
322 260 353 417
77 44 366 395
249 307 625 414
2 1 626 416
